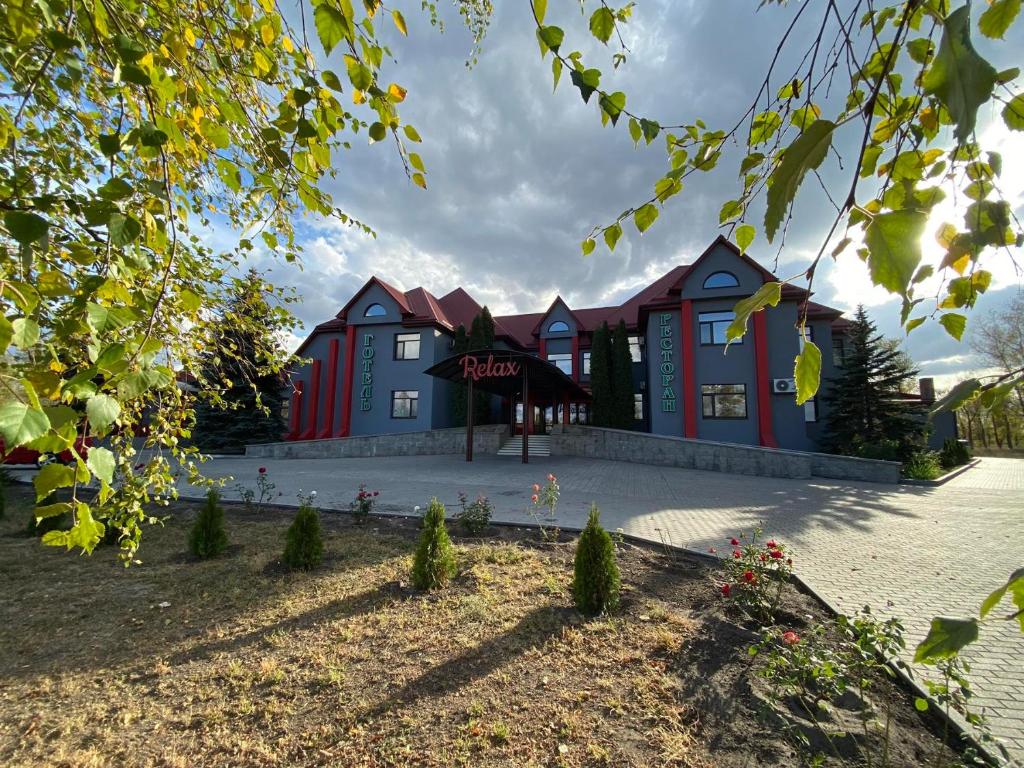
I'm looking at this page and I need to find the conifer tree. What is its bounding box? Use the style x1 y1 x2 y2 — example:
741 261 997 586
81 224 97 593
189 488 228 559
572 504 621 617
610 320 636 429
193 269 290 453
450 324 469 427
467 308 496 423
283 499 324 570
411 498 457 590
822 305 925 459
589 322 614 427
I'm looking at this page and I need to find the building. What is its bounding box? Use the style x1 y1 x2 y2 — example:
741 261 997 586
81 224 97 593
284 236 951 452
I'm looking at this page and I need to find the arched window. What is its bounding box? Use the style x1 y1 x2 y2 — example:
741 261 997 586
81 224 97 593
547 320 570 333
703 271 740 289
364 303 387 317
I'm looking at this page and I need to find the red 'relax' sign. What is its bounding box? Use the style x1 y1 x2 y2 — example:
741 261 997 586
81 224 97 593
461 354 521 381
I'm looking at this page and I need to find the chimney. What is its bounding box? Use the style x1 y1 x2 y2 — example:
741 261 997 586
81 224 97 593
919 377 935 404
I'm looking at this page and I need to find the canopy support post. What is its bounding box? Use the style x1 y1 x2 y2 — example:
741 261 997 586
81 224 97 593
466 375 474 462
522 367 529 464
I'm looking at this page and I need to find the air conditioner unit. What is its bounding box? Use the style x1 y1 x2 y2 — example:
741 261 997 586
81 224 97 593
772 378 796 394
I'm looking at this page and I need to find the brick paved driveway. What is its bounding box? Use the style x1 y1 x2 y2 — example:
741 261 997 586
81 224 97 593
187 453 1024 762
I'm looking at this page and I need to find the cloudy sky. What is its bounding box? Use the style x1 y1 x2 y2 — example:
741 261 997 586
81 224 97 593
244 0 1024 389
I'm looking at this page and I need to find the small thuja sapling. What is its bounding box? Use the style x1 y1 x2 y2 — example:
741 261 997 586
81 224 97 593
283 490 323 571
411 497 457 591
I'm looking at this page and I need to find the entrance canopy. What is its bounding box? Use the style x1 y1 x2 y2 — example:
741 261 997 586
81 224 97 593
426 349 589 464
424 349 591 401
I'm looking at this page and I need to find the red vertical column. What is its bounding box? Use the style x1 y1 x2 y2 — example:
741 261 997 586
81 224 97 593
338 324 355 437
571 335 580 381
680 300 697 438
300 359 321 440
753 311 779 448
538 338 546 361
562 395 570 426
286 380 303 440
318 339 340 439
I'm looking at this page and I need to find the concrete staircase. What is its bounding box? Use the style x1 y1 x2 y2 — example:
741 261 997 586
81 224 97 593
497 435 551 457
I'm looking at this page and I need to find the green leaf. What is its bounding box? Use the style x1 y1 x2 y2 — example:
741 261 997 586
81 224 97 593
391 9 407 35
538 25 564 54
735 224 755 254
763 120 835 243
86 446 115 485
915 697 929 712
589 7 615 43
108 213 141 246
552 56 563 92
86 394 121 432
726 282 782 346
750 111 782 145
1003 93 1024 130
922 5 998 144
629 117 642 145
719 200 743 224
34 501 72 520
634 203 659 234
569 68 600 103
794 339 822 405
979 568 1024 630
599 91 626 126
199 117 230 149
939 312 967 340
979 0 1021 39
368 122 387 142
0 402 50 448
4 211 49 244
345 57 373 91
930 377 982 415
98 133 121 156
640 119 660 145
913 617 979 664
43 501 105 553
314 4 347 55
403 125 422 143
581 238 596 256
533 0 547 25
34 463 76 501
86 302 133 337
864 209 927 298
604 222 622 252
0 316 12 354
11 317 39 348
322 70 343 92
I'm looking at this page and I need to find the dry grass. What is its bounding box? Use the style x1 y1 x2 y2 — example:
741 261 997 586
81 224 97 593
0 483 956 768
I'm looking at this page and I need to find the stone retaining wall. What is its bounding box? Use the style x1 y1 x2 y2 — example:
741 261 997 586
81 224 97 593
548 426 900 484
245 425 506 459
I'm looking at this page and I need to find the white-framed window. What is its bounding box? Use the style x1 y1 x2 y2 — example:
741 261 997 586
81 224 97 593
394 332 420 360
703 271 740 289
548 353 572 375
390 390 418 419
628 336 642 362
634 393 643 421
548 320 570 333
364 303 387 317
582 351 591 375
698 311 740 346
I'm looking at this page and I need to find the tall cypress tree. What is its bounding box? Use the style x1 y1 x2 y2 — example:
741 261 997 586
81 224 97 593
193 269 289 452
467 308 496 424
450 324 469 427
589 322 614 427
610 320 636 429
822 305 925 459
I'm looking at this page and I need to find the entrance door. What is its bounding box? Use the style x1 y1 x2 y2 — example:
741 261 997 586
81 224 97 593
513 400 546 435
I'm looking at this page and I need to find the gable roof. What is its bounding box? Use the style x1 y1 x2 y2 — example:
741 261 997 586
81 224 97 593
531 296 584 335
337 275 413 321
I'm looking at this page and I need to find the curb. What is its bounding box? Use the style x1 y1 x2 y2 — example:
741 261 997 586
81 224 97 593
901 458 981 487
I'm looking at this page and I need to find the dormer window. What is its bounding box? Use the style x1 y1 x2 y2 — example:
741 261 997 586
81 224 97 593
703 271 740 289
364 303 387 317
547 320 570 333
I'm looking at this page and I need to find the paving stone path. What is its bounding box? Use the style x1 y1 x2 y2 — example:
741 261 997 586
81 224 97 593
174 453 1022 762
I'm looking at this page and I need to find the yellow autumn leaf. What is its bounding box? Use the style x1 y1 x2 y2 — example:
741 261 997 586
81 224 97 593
951 253 970 275
353 89 366 105
412 172 426 189
260 23 275 46
388 83 407 102
184 26 196 47
392 9 408 35
282 35 294 53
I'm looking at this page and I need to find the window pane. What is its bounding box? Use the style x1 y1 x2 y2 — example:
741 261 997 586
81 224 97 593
804 398 816 422
703 271 740 289
548 321 570 333
582 352 591 375
699 324 712 345
717 394 746 418
697 311 735 323
364 303 387 317
633 393 643 420
391 390 418 418
702 395 715 417
628 336 641 362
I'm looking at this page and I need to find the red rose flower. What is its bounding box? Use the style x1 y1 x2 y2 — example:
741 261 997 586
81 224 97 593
373 491 379 497
547 473 556 482
729 537 740 546
786 558 793 566
258 467 267 474
743 570 756 583
782 631 800 645
531 494 539 503
732 550 742 559
766 539 778 549
770 549 783 559
721 583 732 597
532 483 540 492
759 554 767 562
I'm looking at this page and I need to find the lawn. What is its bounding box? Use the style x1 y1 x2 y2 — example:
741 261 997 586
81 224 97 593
0 483 959 767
